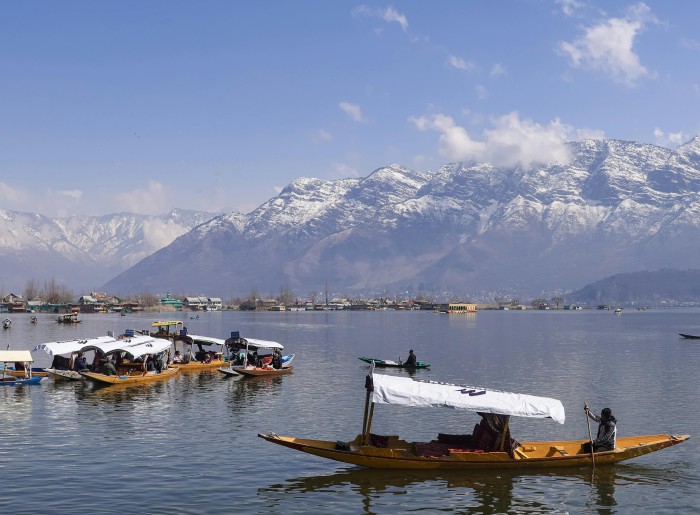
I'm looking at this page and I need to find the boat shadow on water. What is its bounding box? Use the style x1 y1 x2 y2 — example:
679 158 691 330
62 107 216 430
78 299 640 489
258 464 681 514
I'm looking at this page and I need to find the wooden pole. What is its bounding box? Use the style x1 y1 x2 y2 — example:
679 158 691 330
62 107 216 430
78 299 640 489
364 402 375 445
362 388 371 437
585 403 595 468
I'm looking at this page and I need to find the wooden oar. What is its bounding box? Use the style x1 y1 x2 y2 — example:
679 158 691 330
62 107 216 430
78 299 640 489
585 402 595 467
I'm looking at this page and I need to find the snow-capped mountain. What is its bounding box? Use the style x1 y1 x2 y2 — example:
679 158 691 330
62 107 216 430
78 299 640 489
102 137 700 298
0 209 216 293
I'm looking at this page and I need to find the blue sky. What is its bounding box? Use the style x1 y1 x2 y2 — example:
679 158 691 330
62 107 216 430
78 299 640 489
1 1 698 217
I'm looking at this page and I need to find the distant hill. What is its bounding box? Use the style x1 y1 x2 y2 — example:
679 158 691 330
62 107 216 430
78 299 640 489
103 136 700 298
0 209 216 292
568 269 700 306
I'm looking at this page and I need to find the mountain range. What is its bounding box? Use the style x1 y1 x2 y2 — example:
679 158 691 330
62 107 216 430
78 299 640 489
97 135 700 300
0 209 215 293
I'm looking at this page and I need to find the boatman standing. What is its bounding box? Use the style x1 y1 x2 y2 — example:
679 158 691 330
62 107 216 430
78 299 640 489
584 404 617 452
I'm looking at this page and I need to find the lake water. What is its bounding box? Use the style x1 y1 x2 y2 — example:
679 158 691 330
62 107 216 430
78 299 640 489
0 309 698 513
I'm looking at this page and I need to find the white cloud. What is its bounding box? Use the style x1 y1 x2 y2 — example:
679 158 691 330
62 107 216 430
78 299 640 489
142 219 188 249
333 163 360 178
682 38 700 51
352 5 408 31
447 55 475 71
410 111 603 169
339 101 365 122
55 189 82 201
489 63 506 77
0 182 28 204
113 180 168 215
558 2 658 86
556 0 584 17
312 129 333 143
475 85 489 100
654 127 687 148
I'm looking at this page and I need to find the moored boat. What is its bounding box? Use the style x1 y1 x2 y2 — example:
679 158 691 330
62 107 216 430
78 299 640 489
234 366 294 377
259 370 688 470
0 350 45 385
217 332 294 377
3 318 11 329
358 356 430 369
80 337 178 385
172 333 227 370
34 334 122 380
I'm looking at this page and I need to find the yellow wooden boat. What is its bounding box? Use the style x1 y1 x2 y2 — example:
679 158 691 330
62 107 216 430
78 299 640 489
172 333 226 371
235 366 294 377
151 320 184 339
81 366 179 385
259 371 688 470
80 336 178 385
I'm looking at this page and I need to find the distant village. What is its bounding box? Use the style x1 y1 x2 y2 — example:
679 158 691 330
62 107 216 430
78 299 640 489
0 290 467 313
0 289 607 314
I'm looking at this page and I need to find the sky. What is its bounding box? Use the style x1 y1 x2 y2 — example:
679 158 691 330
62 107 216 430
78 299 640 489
1 0 699 218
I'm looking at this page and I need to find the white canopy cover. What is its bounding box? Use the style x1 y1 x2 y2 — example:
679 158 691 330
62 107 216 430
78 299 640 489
116 338 173 359
243 338 284 351
33 335 118 356
183 334 226 347
0 350 33 363
79 334 156 355
370 373 566 424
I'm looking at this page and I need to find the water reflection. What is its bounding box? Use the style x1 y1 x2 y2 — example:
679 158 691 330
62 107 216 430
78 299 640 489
226 376 285 409
261 464 680 514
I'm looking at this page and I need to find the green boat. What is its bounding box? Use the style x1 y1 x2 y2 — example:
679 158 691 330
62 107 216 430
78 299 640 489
358 356 430 369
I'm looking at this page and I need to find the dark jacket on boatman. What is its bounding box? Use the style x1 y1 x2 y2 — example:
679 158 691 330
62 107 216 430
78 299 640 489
585 406 617 451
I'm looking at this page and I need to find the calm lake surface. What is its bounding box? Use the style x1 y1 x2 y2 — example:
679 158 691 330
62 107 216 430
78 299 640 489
1 309 699 514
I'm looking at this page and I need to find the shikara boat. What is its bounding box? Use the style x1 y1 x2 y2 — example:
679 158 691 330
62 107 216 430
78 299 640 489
234 365 294 377
359 356 430 369
34 334 121 380
80 337 179 385
259 371 688 470
0 351 45 385
679 333 700 339
56 313 81 324
217 333 294 377
172 333 227 370
151 320 184 339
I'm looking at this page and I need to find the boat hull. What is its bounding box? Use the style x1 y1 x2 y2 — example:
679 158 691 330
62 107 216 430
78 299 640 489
0 376 44 385
359 357 430 369
235 366 294 377
1 367 51 378
258 433 689 470
44 368 85 380
172 359 225 371
81 367 180 385
679 333 700 339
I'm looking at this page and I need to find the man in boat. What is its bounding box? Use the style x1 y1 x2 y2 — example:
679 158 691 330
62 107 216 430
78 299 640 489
406 349 417 367
583 404 617 452
73 353 89 372
271 349 282 369
101 356 118 376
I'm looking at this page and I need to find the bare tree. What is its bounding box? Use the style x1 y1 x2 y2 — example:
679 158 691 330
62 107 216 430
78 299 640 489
24 279 40 300
136 291 159 307
43 278 73 304
551 296 564 309
309 290 318 305
279 284 294 306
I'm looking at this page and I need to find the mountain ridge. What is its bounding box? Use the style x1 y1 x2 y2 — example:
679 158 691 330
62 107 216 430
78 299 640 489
102 136 700 298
